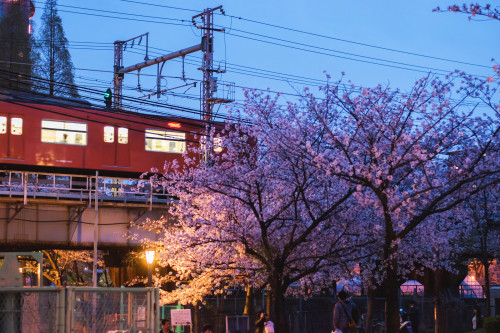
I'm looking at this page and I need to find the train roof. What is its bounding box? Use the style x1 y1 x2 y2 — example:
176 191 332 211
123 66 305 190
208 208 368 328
0 89 219 127
0 89 92 108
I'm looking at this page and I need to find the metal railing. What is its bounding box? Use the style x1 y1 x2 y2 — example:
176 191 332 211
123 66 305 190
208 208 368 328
0 170 171 207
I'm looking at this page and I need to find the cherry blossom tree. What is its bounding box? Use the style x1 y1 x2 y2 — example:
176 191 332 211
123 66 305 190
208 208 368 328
303 72 499 332
138 92 372 333
433 3 499 21
24 250 104 286
138 65 499 331
461 185 500 317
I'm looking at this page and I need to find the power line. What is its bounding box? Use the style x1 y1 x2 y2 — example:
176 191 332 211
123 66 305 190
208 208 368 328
224 16 491 69
118 0 199 13
112 0 491 69
1 68 198 119
43 2 189 24
26 1 492 77
224 31 485 77
65 48 486 110
56 9 191 27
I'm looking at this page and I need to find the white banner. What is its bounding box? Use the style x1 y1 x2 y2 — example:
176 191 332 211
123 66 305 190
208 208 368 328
171 309 192 326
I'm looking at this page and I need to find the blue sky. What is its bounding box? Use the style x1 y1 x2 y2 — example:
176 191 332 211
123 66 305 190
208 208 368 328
30 0 499 118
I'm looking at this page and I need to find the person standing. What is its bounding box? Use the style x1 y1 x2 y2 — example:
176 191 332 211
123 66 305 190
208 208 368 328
333 290 352 333
472 307 482 330
407 301 419 333
159 319 174 333
264 313 274 333
255 311 266 333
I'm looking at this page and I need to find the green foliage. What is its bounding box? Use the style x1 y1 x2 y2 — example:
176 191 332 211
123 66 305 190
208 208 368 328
33 0 79 97
484 316 500 333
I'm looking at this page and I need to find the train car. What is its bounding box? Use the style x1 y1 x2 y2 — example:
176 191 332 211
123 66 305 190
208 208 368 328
0 91 216 177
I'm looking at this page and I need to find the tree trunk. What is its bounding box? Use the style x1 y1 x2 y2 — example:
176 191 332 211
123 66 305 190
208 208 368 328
244 285 254 316
193 303 199 333
266 290 272 315
270 279 287 333
433 270 446 333
73 261 83 284
384 269 400 333
365 286 374 333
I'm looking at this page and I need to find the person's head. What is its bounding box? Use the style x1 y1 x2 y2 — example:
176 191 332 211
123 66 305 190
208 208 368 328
258 311 265 318
202 324 214 333
161 319 170 330
409 301 416 307
337 290 348 301
264 313 270 321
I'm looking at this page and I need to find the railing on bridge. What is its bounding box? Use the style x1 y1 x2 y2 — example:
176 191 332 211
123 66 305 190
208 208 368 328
0 170 171 207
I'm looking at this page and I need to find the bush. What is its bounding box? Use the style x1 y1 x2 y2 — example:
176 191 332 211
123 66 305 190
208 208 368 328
484 316 500 333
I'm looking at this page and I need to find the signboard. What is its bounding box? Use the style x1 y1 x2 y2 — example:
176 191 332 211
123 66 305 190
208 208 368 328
136 306 146 328
171 309 192 326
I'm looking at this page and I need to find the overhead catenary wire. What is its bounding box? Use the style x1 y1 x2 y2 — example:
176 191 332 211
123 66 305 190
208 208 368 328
22 1 493 78
122 46 490 108
1 55 489 111
114 0 492 69
0 69 236 139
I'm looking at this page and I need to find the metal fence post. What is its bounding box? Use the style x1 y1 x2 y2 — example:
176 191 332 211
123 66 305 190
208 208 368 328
23 172 27 205
65 288 73 333
56 288 66 333
148 289 154 333
156 288 161 333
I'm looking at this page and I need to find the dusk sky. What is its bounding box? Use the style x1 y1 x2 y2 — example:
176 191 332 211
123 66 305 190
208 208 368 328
30 0 500 118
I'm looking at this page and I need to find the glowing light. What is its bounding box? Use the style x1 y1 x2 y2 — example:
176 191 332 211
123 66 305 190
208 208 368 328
167 122 181 129
145 250 155 264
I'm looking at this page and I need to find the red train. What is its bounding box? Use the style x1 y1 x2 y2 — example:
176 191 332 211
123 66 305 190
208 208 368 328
0 92 213 176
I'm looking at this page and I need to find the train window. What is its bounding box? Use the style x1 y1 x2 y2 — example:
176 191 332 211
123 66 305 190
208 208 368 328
118 127 128 144
11 117 23 135
214 137 223 153
200 137 223 153
0 116 6 134
145 129 185 153
104 126 114 143
41 120 87 146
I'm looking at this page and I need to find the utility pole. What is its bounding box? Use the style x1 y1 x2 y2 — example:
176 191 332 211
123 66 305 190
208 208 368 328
112 7 234 163
192 6 227 163
113 33 149 109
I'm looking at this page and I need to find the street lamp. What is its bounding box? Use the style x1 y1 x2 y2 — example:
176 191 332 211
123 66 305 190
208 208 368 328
145 250 155 287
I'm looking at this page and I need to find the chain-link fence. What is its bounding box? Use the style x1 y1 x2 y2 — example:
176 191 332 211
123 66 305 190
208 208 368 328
0 288 59 332
192 293 486 333
0 287 159 333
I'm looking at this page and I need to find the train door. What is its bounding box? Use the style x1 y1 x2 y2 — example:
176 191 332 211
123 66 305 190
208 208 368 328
102 126 130 167
0 114 24 160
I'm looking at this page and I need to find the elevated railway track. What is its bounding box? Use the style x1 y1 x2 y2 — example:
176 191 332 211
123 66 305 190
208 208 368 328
0 170 169 251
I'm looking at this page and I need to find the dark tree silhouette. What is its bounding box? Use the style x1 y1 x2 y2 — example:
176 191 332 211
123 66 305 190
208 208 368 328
33 0 79 97
0 0 34 91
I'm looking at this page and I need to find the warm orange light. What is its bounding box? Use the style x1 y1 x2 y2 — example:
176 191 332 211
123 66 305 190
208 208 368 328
145 250 155 264
167 122 181 129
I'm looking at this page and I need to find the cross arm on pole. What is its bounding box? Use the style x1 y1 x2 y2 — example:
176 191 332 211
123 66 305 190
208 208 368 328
118 44 202 75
